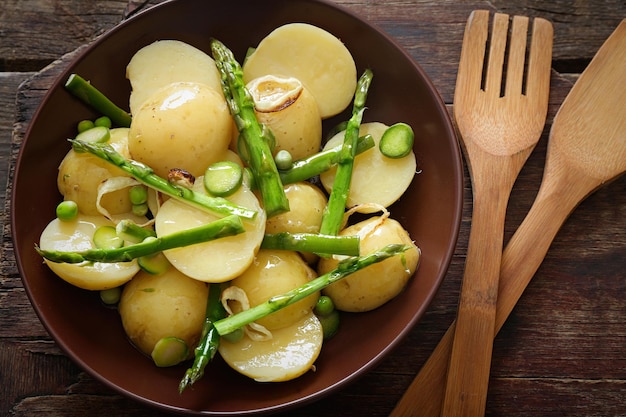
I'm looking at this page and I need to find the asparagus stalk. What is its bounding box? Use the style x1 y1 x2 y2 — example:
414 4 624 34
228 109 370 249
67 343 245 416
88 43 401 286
319 69 373 236
214 243 410 336
36 215 244 263
210 38 289 218
179 282 225 393
69 139 257 220
261 232 360 256
65 74 132 128
115 219 156 243
279 134 375 184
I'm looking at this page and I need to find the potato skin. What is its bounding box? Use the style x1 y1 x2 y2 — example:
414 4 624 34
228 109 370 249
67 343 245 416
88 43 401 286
318 216 420 312
128 82 232 178
118 267 208 358
230 249 319 330
57 128 133 216
265 181 328 264
247 75 322 160
265 182 327 235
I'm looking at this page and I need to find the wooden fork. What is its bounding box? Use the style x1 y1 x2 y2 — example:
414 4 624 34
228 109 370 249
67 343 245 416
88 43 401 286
438 10 552 417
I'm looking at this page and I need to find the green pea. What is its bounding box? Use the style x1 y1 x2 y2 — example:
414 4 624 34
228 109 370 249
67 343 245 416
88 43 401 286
314 295 335 317
94 116 112 129
56 200 79 221
317 309 340 340
129 185 148 205
77 119 95 133
100 287 122 305
274 149 293 170
132 203 149 217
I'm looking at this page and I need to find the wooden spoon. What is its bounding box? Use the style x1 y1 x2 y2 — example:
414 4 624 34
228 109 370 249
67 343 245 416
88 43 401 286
441 11 553 417
390 17 626 417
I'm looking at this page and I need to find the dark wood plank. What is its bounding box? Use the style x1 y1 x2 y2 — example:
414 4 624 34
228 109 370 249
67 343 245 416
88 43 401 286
0 73 32 226
0 0 129 71
493 0 626 72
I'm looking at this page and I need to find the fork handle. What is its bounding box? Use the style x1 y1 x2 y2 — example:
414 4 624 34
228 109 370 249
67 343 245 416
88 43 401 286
440 175 510 416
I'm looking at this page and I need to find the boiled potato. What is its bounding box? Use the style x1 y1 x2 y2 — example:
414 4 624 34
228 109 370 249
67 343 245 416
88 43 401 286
39 215 140 290
154 177 265 283
320 122 417 213
243 23 357 119
58 128 133 216
218 312 323 382
128 81 233 178
229 249 318 330
265 182 327 235
317 216 420 312
265 182 328 264
246 75 322 160
118 266 208 358
126 39 222 115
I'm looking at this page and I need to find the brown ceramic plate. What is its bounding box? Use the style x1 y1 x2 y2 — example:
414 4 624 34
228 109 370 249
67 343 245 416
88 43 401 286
11 0 462 414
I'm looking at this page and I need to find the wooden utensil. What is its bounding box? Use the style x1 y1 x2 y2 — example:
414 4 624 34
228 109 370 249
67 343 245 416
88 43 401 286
438 11 553 416
390 17 626 417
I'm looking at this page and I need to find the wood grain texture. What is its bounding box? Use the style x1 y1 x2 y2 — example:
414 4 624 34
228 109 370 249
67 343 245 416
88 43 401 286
1 1 626 416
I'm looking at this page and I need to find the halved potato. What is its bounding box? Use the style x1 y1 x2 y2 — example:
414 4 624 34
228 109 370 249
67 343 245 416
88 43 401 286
126 39 223 115
243 23 357 119
218 312 323 382
39 215 140 290
154 178 265 283
320 122 417 213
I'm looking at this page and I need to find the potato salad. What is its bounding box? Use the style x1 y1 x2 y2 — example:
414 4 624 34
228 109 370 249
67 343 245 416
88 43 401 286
37 23 421 390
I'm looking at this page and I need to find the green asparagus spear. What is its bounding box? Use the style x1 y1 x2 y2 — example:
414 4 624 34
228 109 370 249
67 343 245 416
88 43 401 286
261 232 360 256
379 122 414 158
115 219 155 244
69 139 257 220
210 38 289 218
278 134 375 185
36 215 244 263
214 243 410 336
65 74 132 128
179 282 226 393
319 69 373 236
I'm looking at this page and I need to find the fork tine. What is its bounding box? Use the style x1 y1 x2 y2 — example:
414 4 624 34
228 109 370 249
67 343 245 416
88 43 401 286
526 17 553 105
456 10 490 94
504 16 529 97
484 13 510 95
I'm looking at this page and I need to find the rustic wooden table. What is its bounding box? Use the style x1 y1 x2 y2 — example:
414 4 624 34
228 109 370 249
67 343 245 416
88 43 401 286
1 1 625 416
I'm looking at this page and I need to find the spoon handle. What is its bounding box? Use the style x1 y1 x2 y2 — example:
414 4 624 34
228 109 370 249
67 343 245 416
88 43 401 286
390 175 589 417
